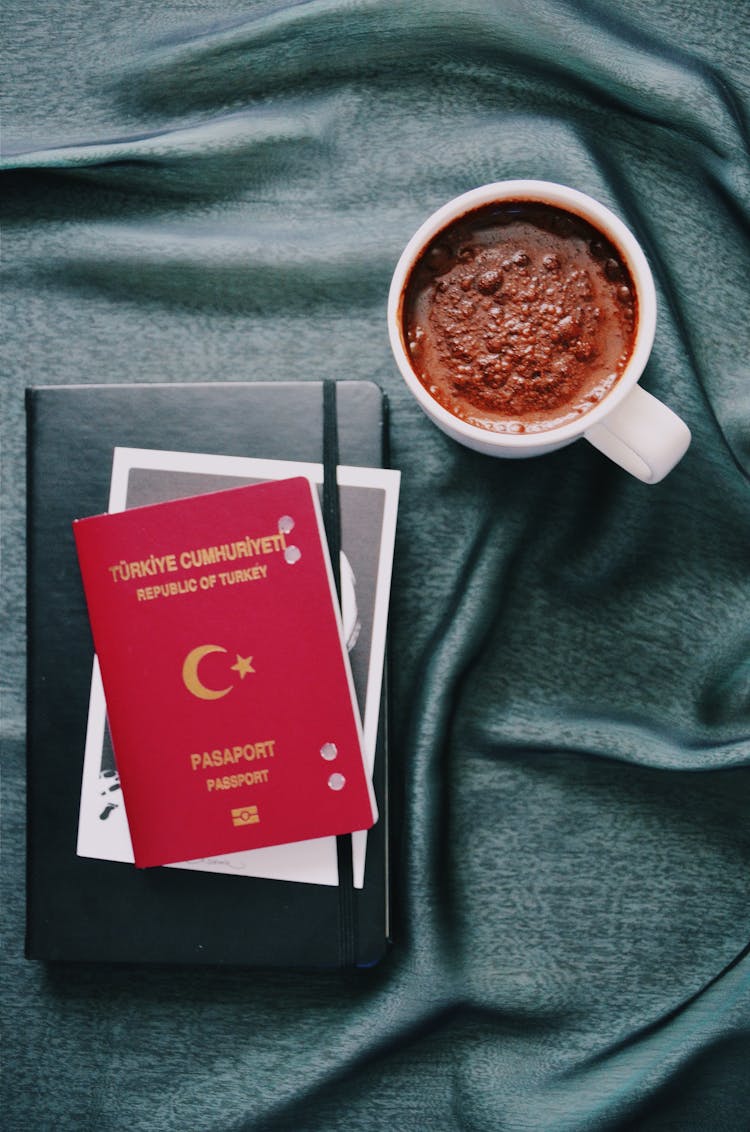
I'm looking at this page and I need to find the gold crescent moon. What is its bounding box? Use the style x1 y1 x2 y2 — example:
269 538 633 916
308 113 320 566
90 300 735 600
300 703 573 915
182 644 233 700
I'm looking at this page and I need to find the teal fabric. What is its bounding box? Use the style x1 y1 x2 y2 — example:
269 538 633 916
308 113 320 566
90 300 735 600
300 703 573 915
2 1 749 1129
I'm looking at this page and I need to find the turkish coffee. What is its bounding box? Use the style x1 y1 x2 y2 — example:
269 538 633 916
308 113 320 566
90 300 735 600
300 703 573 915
401 200 638 433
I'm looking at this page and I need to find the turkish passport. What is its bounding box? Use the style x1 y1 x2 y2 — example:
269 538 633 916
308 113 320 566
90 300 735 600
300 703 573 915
73 476 376 868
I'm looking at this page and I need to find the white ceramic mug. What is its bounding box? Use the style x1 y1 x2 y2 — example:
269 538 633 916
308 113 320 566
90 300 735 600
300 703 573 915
387 180 690 483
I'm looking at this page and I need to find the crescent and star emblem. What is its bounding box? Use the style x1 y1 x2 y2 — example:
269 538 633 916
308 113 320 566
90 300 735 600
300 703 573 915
181 644 255 701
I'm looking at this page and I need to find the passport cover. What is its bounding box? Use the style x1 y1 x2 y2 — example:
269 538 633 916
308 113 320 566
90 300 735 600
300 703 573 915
26 380 393 966
73 477 377 868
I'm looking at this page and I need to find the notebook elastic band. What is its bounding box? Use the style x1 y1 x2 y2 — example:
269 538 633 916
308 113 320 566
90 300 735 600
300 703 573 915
322 380 356 968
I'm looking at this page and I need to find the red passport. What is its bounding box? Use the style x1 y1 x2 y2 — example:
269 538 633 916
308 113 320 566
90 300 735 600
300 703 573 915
73 477 376 868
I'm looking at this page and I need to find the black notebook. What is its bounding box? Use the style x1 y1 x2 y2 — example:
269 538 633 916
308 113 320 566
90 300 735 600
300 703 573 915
26 380 396 967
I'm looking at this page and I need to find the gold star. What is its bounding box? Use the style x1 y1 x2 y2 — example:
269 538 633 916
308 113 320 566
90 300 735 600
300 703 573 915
230 654 255 679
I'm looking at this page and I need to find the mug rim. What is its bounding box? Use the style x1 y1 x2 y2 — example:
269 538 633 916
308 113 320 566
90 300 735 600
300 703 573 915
387 180 657 449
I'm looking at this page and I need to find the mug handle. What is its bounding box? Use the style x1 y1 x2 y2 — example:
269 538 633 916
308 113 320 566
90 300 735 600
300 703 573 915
584 384 691 484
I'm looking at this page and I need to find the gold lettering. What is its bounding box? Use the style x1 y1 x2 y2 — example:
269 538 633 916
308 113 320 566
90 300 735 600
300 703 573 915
203 768 272 792
191 740 277 775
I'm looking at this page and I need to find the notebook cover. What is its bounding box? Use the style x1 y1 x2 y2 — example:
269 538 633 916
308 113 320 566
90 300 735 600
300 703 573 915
26 381 392 966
